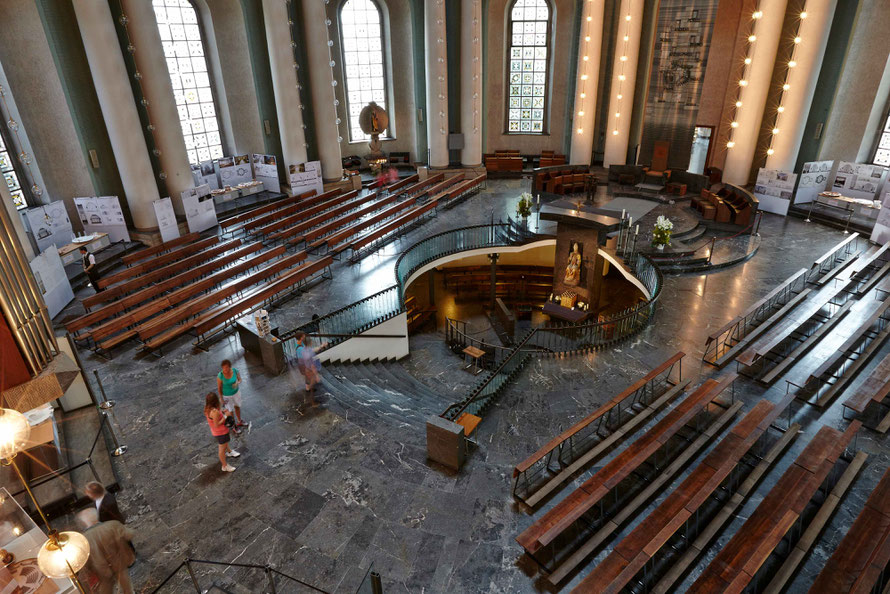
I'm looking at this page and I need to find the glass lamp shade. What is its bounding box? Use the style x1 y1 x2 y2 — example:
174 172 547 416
37 532 90 578
0 408 30 459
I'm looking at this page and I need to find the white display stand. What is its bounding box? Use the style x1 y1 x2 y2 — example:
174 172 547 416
288 160 323 197
753 168 797 216
872 186 890 244
218 154 253 186
182 184 218 233
73 196 130 243
24 201 74 254
153 197 180 243
253 153 280 192
794 160 834 205
191 160 221 190
29 248 73 319
832 162 887 202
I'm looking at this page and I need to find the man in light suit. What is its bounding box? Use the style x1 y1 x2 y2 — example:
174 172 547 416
76 508 135 594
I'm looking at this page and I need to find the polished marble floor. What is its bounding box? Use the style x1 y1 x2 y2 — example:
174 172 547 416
56 178 890 592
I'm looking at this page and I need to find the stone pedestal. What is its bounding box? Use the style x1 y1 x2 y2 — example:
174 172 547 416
426 415 465 471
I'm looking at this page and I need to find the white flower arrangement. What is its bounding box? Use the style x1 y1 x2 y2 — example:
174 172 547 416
517 192 534 217
655 215 673 231
652 215 673 247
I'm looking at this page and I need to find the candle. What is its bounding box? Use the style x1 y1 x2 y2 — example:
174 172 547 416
635 224 639 235
536 194 540 205
621 209 626 219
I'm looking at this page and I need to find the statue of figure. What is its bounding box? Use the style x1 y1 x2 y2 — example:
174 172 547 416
564 243 581 286
370 110 380 133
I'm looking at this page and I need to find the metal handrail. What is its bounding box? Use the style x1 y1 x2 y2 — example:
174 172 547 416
280 284 401 342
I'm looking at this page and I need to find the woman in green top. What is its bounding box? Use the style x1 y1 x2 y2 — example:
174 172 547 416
217 359 246 427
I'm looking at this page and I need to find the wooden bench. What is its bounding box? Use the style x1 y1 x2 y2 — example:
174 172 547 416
575 395 793 593
254 190 358 237
218 191 313 232
516 374 738 574
385 173 419 194
484 150 523 173
300 194 396 248
192 255 334 348
432 173 487 207
422 173 464 198
238 190 340 234
326 199 418 255
810 466 890 593
121 232 200 265
392 173 444 199
266 190 375 244
98 236 219 289
842 350 890 432
688 422 861 593
808 232 860 283
512 352 687 507
92 246 286 354
82 239 241 309
347 199 439 260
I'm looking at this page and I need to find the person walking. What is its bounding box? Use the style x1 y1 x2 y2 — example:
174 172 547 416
84 482 125 524
217 359 246 428
80 246 102 292
204 392 239 472
294 332 321 393
75 508 135 594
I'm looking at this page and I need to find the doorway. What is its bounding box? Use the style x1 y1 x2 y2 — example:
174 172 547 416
688 126 713 174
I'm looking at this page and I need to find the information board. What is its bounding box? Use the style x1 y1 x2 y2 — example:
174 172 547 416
253 153 280 192
288 160 323 197
832 162 886 202
182 184 218 233
153 197 180 243
24 201 73 253
219 154 253 187
29 247 74 318
73 196 130 243
753 168 797 216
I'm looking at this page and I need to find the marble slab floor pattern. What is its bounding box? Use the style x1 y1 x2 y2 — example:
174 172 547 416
52 178 890 592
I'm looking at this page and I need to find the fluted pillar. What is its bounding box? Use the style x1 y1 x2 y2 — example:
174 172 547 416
460 0 482 166
302 0 342 181
121 0 194 213
263 0 308 169
602 0 645 167
425 0 449 168
723 1 789 185
72 0 160 230
569 0 605 165
765 1 836 171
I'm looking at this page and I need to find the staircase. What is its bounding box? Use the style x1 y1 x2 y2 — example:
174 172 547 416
645 227 761 274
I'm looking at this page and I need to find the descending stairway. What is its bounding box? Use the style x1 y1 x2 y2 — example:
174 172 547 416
318 360 452 445
645 228 761 274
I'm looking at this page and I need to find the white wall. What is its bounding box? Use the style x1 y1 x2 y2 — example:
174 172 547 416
318 312 409 363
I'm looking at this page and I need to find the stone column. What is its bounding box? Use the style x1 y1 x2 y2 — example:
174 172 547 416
263 0 308 170
765 1 836 171
569 0 606 165
602 0 645 167
121 0 194 213
723 1 789 185
72 0 160 230
425 0 449 169
460 0 482 167
302 0 343 181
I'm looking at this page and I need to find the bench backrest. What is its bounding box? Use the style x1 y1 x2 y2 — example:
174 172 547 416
121 232 200 265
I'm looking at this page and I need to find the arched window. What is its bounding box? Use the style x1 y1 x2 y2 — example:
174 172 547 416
507 0 551 134
0 128 26 209
339 0 388 142
153 0 224 164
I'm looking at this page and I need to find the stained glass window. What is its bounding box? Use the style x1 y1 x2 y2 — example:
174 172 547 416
874 114 890 167
340 0 388 142
153 0 224 164
507 0 551 134
0 130 26 210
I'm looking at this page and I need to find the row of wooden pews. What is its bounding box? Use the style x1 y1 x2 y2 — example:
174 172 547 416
121 232 200 266
217 191 314 234
516 373 739 585
97 236 219 288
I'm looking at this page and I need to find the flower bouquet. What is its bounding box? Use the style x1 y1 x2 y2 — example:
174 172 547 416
652 215 673 249
517 192 534 218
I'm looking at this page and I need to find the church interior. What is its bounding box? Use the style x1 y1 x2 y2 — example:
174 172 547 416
2 0 890 592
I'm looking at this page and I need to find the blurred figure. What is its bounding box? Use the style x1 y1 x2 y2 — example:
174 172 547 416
84 482 125 524
76 508 135 594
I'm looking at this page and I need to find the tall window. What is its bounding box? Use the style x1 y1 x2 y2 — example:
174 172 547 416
339 0 388 142
874 112 890 167
507 0 551 134
153 0 224 164
0 129 26 210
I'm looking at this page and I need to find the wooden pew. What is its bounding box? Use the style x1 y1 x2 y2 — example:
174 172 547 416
348 199 439 258
82 239 241 308
267 191 376 244
843 350 890 431
516 374 738 575
512 352 687 507
299 195 397 248
192 256 334 347
255 190 359 237
91 246 287 353
809 232 860 283
574 395 793 592
809 466 890 593
65 240 256 338
218 191 313 232
687 422 861 593
121 232 200 266
239 189 342 234
326 199 417 255
433 174 487 207
422 173 464 198
391 173 445 199
97 236 219 288
385 174 419 194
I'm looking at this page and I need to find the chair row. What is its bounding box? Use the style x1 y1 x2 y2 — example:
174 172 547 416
484 150 523 172
218 191 313 232
532 165 590 193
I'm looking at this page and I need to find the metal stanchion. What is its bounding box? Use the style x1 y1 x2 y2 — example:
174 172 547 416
185 560 201 593
371 572 383 594
101 411 127 457
93 370 115 410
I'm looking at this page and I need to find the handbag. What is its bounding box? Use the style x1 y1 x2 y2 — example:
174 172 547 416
224 415 236 428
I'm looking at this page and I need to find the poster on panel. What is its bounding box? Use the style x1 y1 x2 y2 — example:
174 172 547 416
252 153 280 192
191 161 220 190
795 160 834 205
753 168 797 216
219 154 253 186
74 196 130 242
832 162 887 202
871 185 890 244
29 247 73 319
153 197 180 243
288 160 323 197
182 184 218 233
24 201 73 253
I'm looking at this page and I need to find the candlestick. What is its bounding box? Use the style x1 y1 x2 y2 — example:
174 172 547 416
635 224 639 235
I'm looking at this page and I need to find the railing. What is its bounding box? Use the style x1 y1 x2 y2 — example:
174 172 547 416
807 232 860 283
150 558 329 593
445 318 515 369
